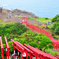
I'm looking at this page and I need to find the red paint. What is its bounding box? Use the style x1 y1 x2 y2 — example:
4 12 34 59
0 37 4 59
20 17 59 51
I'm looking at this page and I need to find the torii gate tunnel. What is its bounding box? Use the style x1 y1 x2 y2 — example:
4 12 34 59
11 39 57 59
20 17 59 51
0 36 10 59
0 37 59 59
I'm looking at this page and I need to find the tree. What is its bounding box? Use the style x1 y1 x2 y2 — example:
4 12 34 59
28 42 37 47
51 21 59 35
52 14 59 22
54 27 59 35
38 36 54 52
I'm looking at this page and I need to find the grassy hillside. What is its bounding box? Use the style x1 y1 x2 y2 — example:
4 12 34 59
28 17 51 23
8 30 59 55
0 14 59 56
36 18 51 23
0 22 59 56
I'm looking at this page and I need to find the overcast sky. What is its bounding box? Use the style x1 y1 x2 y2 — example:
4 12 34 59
0 0 59 8
0 0 59 18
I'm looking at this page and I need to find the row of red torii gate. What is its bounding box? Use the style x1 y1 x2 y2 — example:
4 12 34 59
21 16 59 50
0 36 59 59
0 16 59 59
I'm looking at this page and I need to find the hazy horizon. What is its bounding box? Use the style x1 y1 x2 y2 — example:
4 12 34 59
0 0 59 18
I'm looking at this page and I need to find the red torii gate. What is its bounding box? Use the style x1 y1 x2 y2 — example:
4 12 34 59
11 39 57 59
15 41 34 59
0 36 10 59
11 39 36 59
5 36 10 59
0 37 4 59
54 54 59 59
11 39 25 59
24 44 57 59
20 17 27 24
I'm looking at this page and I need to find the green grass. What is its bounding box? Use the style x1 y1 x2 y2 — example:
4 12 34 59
35 24 52 33
28 17 51 23
36 25 46 28
45 49 59 55
14 30 59 56
15 15 51 23
42 48 59 55
15 15 22 17
36 18 51 23
28 17 35 20
48 25 54 28
0 22 15 27
1 22 59 56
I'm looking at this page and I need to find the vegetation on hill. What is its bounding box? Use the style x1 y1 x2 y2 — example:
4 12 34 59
51 15 59 35
52 14 59 22
0 23 57 56
36 18 51 23
28 17 51 23
0 23 28 43
51 21 59 35
0 14 59 56
8 30 59 56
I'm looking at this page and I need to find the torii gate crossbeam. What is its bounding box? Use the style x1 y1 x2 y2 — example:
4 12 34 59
24 44 57 59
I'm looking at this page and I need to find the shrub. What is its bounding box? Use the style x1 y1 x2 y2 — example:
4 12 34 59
5 24 10 28
54 27 59 35
45 18 49 20
52 14 59 22
28 42 37 47
11 28 17 34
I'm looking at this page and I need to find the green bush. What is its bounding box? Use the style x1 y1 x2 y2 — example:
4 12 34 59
38 36 53 52
45 18 49 20
5 24 10 28
0 23 28 43
54 27 59 35
51 21 59 35
52 14 59 22
28 42 38 47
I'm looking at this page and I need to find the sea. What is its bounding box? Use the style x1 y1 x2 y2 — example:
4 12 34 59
0 0 59 18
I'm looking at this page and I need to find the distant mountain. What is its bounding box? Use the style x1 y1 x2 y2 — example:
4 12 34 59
0 8 39 19
12 9 39 18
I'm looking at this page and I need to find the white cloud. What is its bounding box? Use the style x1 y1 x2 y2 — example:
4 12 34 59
2 4 9 6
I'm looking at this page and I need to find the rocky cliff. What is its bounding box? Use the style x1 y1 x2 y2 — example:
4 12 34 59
12 9 39 18
0 8 39 19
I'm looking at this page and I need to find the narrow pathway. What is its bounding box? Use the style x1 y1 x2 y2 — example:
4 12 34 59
50 49 59 52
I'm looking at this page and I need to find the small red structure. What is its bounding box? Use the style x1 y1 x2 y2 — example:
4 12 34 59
5 36 10 59
11 39 34 59
20 16 27 24
0 37 4 59
0 36 10 59
54 54 59 59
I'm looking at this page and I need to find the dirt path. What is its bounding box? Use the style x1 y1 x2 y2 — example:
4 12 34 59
50 49 59 52
6 16 21 23
5 15 38 25
27 19 38 25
